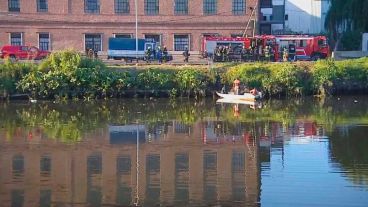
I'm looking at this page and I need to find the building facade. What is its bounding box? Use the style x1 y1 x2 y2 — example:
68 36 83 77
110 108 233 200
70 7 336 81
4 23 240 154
259 0 330 35
0 0 258 53
0 120 260 206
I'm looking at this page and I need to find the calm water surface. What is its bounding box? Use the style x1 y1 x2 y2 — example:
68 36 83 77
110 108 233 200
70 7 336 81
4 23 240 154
0 97 368 207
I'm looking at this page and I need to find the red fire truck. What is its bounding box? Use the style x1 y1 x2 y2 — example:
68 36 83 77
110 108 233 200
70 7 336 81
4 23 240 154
201 36 251 61
253 35 279 61
274 35 330 61
201 35 329 62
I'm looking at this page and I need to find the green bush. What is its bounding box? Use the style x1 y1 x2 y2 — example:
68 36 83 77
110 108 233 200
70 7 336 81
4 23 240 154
38 49 81 73
224 63 271 89
335 58 368 90
265 63 307 96
175 68 208 97
136 69 175 90
311 59 341 95
4 50 368 100
0 60 35 97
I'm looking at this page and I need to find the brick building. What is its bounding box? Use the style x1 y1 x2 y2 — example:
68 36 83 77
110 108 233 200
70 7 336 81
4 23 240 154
0 121 260 206
0 0 258 53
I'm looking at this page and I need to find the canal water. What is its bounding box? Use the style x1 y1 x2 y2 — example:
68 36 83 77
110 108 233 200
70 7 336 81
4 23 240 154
0 97 367 207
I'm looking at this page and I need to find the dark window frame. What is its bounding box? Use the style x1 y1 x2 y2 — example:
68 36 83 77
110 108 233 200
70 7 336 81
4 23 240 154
12 154 24 173
37 0 48 12
85 0 100 14
145 34 161 44
175 0 188 15
8 0 20 12
40 155 52 174
232 0 245 15
85 34 102 51
115 0 130 14
10 33 22 46
39 33 50 51
203 0 217 15
114 33 133 38
174 34 190 51
145 0 159 15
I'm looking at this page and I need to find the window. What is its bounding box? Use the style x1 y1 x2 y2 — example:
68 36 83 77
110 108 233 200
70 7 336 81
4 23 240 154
85 34 102 51
85 0 100 14
115 0 130 14
232 151 245 172
12 155 24 173
40 190 51 207
285 14 288 21
8 0 20 12
175 0 188 15
145 34 161 44
230 34 242 38
174 34 189 51
203 0 217 15
39 33 50 51
11 190 24 207
117 156 131 174
260 0 272 8
232 0 245 15
299 40 307 47
114 33 132 38
40 155 51 174
37 0 48 12
10 33 22 46
145 0 159 15
87 154 102 174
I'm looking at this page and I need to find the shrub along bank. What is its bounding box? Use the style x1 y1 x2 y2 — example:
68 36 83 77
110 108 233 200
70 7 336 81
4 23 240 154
1 50 368 100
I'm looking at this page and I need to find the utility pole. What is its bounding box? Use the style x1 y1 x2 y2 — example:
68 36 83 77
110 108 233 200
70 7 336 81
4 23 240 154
283 0 286 33
135 0 138 61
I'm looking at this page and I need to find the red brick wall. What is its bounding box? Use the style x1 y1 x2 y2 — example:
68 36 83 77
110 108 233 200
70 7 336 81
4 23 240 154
0 0 259 52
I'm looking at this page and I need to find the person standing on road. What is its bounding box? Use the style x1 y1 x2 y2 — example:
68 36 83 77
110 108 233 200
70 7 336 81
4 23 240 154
157 46 162 63
145 47 152 63
283 47 289 62
264 45 270 62
183 47 190 63
163 46 168 63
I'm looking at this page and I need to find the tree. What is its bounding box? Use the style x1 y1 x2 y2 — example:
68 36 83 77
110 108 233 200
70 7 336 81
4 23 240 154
325 0 368 50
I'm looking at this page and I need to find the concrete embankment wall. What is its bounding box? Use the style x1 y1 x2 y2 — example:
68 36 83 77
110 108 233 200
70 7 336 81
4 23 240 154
332 51 368 60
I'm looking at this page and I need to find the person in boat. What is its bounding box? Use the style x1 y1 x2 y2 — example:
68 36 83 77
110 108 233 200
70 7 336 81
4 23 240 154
233 104 240 117
233 78 241 95
221 85 227 94
250 88 258 96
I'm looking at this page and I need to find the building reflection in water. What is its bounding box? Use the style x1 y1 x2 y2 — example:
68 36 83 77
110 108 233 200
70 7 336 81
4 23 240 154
0 119 266 206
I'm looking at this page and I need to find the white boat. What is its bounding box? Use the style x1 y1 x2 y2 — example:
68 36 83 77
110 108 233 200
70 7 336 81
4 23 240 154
216 91 262 101
216 98 257 105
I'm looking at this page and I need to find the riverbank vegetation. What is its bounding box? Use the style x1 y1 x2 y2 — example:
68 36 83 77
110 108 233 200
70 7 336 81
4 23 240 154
1 50 368 100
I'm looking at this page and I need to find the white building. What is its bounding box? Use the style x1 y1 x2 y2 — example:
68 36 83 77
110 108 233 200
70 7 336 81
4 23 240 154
260 0 331 34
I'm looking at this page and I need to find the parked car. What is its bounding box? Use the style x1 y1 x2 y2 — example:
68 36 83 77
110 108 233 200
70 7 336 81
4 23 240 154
0 45 50 61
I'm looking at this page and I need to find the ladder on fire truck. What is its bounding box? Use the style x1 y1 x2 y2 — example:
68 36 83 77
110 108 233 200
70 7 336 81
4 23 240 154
242 2 258 38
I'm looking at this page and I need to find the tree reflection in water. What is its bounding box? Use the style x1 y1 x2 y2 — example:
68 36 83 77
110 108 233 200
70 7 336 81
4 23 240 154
1 97 368 206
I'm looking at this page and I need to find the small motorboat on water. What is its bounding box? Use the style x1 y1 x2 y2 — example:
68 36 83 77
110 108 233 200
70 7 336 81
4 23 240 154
216 98 258 105
216 91 263 102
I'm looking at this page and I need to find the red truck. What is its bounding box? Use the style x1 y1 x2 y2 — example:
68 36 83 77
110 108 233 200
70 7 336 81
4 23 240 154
0 45 50 61
274 35 330 61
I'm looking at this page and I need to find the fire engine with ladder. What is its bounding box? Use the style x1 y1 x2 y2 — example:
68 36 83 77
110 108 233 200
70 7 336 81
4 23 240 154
200 2 330 62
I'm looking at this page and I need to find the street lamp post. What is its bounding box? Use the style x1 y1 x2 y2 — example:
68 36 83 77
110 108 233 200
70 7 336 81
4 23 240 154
135 0 138 61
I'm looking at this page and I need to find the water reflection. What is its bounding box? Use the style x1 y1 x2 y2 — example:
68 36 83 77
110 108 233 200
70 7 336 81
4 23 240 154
0 97 368 206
